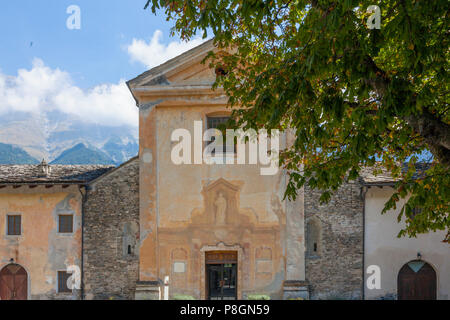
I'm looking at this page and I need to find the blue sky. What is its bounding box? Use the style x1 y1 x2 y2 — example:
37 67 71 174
0 0 173 88
0 1 205 127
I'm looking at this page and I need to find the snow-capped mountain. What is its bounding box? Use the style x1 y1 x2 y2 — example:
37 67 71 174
0 110 138 165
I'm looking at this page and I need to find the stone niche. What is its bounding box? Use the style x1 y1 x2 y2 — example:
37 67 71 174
122 221 139 257
192 178 244 226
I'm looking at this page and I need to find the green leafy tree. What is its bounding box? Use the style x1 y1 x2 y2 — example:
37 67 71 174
145 0 449 242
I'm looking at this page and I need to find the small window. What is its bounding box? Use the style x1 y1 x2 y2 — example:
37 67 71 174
57 271 72 293
58 215 73 233
215 66 228 77
7 215 21 235
306 218 321 257
412 207 422 217
206 116 235 154
207 116 230 131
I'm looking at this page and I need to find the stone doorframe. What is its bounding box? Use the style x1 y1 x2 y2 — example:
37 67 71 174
200 242 244 300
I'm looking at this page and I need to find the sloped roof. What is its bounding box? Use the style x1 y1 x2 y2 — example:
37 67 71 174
126 39 219 106
0 163 114 185
127 39 215 89
359 166 395 185
87 156 138 186
359 163 430 185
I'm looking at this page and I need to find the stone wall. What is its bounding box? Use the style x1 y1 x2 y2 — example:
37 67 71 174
83 157 139 300
304 181 364 300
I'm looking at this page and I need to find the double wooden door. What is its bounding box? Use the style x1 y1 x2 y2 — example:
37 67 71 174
0 264 28 300
398 261 436 300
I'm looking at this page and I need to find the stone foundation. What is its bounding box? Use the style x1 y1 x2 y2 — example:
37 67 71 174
135 281 161 300
283 280 310 300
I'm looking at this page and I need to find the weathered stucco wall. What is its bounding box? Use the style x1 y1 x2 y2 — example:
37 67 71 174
305 182 364 300
364 186 450 300
0 185 82 300
83 158 139 300
130 43 305 300
137 104 305 299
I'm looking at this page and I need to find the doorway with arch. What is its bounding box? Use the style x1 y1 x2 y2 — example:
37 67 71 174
0 263 28 300
398 260 436 300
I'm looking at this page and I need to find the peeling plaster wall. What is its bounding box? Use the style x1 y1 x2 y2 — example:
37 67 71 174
0 186 82 300
138 103 305 300
364 187 450 300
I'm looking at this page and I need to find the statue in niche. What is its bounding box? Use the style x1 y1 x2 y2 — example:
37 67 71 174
214 192 227 225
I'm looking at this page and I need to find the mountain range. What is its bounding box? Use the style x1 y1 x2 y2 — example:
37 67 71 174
0 111 138 165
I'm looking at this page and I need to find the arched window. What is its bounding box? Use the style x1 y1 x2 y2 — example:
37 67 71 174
398 260 436 300
306 218 321 257
122 221 138 257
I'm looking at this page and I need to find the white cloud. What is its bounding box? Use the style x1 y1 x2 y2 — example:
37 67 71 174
127 30 206 69
0 59 138 127
0 31 206 128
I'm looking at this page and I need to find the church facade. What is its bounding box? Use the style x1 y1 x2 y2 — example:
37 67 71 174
0 41 448 300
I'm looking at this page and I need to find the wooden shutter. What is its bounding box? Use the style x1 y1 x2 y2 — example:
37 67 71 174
7 215 21 235
58 215 73 233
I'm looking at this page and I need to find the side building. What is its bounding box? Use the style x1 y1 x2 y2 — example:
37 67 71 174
0 161 112 300
362 171 450 300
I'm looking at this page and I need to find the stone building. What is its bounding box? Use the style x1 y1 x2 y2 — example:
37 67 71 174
126 40 307 300
0 40 448 300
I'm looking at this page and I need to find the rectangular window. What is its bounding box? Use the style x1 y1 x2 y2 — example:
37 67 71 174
207 116 230 130
57 271 72 293
206 116 235 154
7 215 21 235
58 215 73 233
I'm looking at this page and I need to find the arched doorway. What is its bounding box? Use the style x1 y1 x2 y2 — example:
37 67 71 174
398 260 436 300
0 264 28 300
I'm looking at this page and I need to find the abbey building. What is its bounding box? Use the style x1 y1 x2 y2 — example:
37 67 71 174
0 41 448 300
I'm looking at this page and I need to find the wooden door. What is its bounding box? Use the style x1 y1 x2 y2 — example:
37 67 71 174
398 261 436 300
0 264 28 300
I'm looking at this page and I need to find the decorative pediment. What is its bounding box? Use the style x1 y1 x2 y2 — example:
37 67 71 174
201 178 241 226
202 178 240 193
189 178 251 226
127 39 227 105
